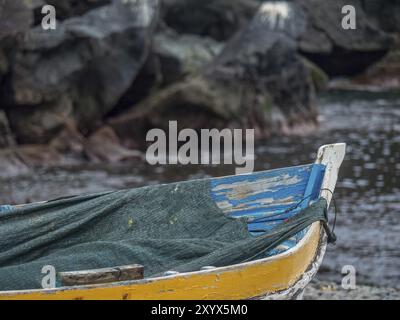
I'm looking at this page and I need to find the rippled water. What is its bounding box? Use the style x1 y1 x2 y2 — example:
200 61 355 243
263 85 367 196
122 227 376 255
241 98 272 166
1 90 399 288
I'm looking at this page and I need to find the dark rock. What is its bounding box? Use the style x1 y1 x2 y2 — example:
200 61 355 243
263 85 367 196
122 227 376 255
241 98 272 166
40 0 111 21
0 0 35 41
109 77 233 148
111 28 223 116
347 1 400 89
350 43 400 90
0 49 8 76
0 49 8 91
109 3 317 142
204 3 318 132
84 126 143 162
110 55 164 117
3 0 160 143
6 95 73 144
153 29 223 84
162 0 259 41
362 0 400 33
0 111 16 148
297 0 394 76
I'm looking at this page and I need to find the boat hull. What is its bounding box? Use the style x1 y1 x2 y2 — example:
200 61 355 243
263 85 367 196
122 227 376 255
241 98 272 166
0 222 324 300
0 143 345 300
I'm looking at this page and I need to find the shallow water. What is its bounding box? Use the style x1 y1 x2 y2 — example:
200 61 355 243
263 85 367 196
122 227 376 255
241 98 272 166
1 90 399 288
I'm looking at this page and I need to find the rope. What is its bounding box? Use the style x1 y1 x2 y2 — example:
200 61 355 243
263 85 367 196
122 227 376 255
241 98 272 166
320 188 338 244
251 189 339 244
250 194 313 224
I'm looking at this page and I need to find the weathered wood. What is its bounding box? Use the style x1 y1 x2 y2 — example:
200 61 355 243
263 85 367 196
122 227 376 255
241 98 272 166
315 143 346 208
211 164 313 217
58 264 144 287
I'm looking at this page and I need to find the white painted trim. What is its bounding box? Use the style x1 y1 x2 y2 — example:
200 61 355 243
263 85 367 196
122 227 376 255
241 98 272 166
261 143 347 299
316 143 346 208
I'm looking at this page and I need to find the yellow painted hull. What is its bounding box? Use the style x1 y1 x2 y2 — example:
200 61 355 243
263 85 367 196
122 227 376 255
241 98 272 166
0 222 323 300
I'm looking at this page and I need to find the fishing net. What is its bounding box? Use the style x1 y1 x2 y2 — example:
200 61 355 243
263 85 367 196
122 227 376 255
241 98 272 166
0 179 329 291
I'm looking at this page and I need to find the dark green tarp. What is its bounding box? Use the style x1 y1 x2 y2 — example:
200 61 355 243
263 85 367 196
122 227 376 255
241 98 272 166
0 179 328 291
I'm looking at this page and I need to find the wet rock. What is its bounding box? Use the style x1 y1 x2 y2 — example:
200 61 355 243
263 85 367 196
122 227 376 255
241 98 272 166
109 3 317 141
297 0 393 76
351 1 400 89
6 95 74 144
42 0 111 21
162 0 259 41
109 77 233 148
153 29 224 84
84 126 143 162
362 0 400 34
3 0 160 143
113 29 223 113
0 0 34 41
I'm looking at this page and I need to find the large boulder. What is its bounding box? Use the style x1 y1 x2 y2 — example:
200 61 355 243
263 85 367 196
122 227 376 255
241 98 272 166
338 37 400 91
162 0 259 41
109 2 318 144
296 0 394 76
0 0 40 83
1 0 159 144
153 29 224 84
362 0 400 33
113 28 223 113
0 0 35 41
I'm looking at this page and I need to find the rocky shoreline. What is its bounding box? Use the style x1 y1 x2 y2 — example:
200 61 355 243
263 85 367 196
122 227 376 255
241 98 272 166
0 0 399 172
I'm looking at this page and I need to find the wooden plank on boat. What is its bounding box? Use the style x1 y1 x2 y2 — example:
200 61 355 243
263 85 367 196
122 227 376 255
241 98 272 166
58 264 144 287
316 143 346 207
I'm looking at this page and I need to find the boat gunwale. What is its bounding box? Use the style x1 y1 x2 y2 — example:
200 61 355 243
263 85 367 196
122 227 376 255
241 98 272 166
0 222 322 296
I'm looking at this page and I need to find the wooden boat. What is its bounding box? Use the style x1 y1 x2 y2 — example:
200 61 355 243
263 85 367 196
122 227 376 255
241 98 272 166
0 143 345 300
